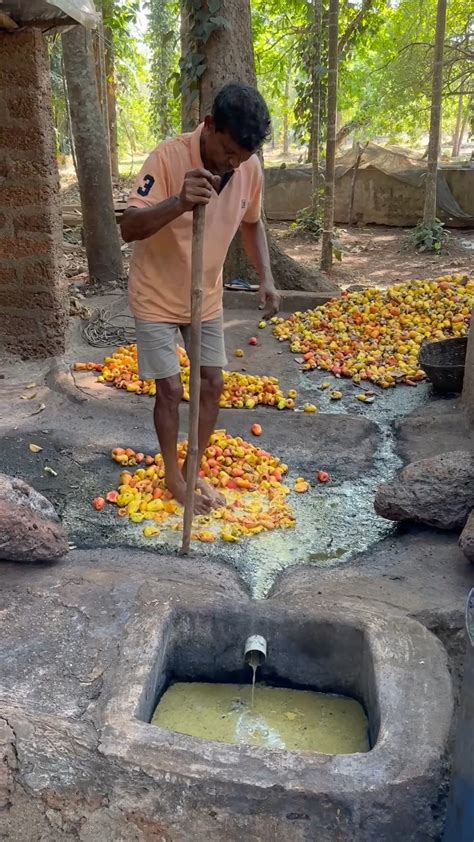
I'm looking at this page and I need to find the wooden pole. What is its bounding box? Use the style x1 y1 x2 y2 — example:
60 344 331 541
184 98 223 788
180 204 205 555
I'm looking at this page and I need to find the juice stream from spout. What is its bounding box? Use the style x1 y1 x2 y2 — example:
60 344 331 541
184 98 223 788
248 651 260 708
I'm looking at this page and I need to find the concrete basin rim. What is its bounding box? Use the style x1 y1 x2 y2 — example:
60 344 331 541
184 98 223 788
99 595 453 792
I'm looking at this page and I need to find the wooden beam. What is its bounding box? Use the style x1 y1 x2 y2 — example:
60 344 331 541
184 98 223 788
16 17 77 31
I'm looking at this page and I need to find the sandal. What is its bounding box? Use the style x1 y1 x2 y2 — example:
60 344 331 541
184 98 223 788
224 278 259 292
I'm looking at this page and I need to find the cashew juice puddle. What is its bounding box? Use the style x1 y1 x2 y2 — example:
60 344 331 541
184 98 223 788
151 682 369 754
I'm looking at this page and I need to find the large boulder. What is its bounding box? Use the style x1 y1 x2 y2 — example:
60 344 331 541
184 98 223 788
459 511 474 562
0 473 68 562
374 451 474 530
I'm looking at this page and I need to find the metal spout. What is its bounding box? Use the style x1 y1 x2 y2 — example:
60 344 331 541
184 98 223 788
244 634 267 666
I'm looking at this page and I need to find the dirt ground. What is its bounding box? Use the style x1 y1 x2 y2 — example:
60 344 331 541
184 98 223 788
269 222 474 289
60 174 474 291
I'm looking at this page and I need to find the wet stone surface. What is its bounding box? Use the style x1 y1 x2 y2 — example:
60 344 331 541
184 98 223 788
0 307 471 600
0 409 387 598
0 304 472 839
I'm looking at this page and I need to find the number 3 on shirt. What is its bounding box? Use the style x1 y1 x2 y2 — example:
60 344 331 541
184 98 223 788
137 174 155 197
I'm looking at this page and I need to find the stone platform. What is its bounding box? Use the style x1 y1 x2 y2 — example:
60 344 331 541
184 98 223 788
0 300 473 839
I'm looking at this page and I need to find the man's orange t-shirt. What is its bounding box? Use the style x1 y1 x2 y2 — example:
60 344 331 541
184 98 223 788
127 124 263 324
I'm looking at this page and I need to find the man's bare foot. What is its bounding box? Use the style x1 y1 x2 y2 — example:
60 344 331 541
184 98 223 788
195 477 226 508
166 475 211 515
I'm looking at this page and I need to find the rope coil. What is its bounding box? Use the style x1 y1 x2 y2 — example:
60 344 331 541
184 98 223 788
81 308 136 347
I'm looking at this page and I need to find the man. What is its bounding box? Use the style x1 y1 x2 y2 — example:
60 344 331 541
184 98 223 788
120 83 280 515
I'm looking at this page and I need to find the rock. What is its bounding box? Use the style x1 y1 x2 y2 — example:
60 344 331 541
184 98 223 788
374 451 474 530
459 511 474 562
346 283 367 293
0 473 68 562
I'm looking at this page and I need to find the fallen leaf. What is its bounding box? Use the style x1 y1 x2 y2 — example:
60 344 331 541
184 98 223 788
21 392 37 400
44 466 57 477
31 403 46 416
29 443 43 453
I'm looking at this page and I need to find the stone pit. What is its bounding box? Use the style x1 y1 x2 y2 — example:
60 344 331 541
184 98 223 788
100 593 453 841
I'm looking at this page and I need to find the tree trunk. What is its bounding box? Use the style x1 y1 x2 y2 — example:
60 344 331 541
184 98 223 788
335 116 367 150
180 0 199 131
311 0 322 215
451 83 465 158
199 0 336 292
458 106 469 155
96 0 117 177
320 0 339 270
422 0 447 226
282 72 290 155
104 16 119 178
93 17 109 148
62 26 124 284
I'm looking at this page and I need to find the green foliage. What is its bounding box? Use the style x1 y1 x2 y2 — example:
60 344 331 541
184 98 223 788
102 0 140 42
294 0 390 146
410 219 448 253
178 0 230 110
290 206 323 239
147 0 181 142
251 0 472 153
116 44 155 157
337 0 471 145
104 0 157 155
252 0 307 147
54 0 472 171
189 0 230 42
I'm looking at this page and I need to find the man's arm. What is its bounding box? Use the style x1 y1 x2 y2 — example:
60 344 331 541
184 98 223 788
121 197 183 243
120 168 220 243
239 219 281 318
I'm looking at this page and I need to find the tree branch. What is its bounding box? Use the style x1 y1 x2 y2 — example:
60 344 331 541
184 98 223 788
335 114 369 148
338 0 375 57
372 41 432 74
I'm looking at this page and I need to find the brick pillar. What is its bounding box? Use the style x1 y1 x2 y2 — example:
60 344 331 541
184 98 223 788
462 313 474 425
0 29 67 359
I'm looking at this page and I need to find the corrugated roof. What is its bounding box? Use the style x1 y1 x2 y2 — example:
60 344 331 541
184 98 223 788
0 0 98 30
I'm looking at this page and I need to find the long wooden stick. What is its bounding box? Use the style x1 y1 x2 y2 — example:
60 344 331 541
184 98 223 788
180 204 205 555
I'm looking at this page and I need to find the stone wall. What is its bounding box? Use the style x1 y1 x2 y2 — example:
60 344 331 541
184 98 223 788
0 30 67 359
264 164 474 227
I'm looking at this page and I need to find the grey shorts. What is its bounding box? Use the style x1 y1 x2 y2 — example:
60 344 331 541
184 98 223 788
135 316 227 381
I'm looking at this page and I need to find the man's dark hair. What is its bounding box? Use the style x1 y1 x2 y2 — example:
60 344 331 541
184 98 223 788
212 83 271 152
